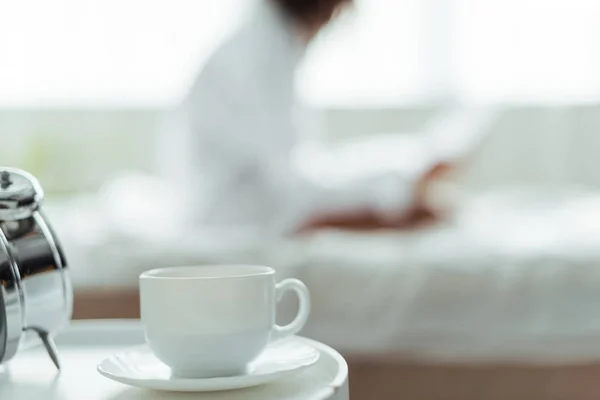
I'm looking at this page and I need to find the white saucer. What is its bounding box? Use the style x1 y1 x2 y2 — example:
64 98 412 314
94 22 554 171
97 336 320 392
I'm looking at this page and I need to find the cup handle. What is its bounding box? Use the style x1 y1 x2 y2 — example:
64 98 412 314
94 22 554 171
271 279 311 342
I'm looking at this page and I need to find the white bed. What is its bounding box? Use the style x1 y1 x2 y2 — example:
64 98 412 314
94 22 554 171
46 185 600 365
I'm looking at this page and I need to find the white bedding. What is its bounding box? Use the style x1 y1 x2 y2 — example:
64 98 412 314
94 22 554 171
45 182 600 364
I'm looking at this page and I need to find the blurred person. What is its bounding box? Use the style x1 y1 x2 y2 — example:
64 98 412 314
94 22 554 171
184 0 453 236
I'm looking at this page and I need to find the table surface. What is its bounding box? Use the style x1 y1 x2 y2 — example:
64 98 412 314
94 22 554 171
0 320 349 400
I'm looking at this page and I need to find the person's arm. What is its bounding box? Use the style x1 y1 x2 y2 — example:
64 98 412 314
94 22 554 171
251 131 422 235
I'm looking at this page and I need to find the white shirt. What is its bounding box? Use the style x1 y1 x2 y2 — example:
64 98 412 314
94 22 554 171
184 1 414 235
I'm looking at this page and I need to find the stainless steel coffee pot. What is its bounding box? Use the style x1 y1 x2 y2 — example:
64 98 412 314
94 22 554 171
0 167 72 369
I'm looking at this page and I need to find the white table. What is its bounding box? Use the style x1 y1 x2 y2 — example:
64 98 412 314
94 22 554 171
0 320 349 400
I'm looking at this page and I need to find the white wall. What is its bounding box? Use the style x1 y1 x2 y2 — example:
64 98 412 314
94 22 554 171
1 105 600 195
463 106 600 190
0 109 158 194
323 106 600 190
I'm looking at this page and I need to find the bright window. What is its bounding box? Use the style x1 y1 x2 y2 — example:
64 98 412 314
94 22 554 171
0 0 249 107
454 0 600 103
0 0 440 108
1 0 599 107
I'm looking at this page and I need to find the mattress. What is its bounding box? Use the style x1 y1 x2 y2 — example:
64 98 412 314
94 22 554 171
46 186 600 364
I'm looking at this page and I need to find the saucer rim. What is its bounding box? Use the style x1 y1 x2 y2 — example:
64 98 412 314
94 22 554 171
96 337 321 392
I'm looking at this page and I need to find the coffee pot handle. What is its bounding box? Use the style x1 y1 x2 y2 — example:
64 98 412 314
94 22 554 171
271 279 311 342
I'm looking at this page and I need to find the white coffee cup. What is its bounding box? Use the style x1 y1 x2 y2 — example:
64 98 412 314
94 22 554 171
139 265 311 378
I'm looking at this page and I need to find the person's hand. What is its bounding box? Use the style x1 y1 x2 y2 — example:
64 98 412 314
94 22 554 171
413 161 457 210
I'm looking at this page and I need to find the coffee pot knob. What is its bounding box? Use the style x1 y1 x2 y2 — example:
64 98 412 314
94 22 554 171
0 171 12 189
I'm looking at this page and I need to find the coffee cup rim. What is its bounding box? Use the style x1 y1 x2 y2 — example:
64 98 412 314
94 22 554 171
140 264 276 281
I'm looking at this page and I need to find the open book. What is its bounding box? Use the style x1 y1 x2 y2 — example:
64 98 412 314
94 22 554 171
421 105 499 169
298 106 499 185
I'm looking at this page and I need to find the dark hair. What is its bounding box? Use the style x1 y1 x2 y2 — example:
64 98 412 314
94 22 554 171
274 0 352 30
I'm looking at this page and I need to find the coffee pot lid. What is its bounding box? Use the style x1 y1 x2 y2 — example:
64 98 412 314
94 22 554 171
0 167 44 221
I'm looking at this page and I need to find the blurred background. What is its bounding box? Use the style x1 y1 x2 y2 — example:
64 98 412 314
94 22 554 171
3 0 600 192
3 0 600 399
